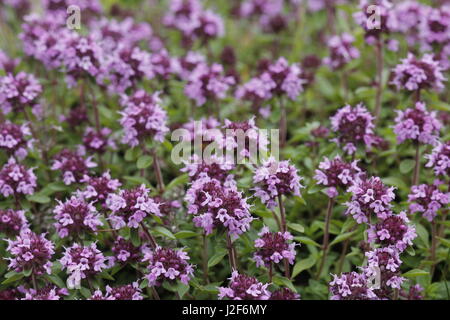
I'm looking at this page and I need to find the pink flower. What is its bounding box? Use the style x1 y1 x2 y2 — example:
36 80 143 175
218 271 270 300
106 184 161 229
393 101 441 145
253 226 297 267
253 157 303 209
142 247 194 286
6 231 54 276
0 157 37 197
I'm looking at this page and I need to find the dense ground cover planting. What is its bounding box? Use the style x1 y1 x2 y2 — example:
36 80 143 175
0 0 449 300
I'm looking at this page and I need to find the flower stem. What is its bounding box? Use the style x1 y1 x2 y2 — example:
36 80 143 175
150 287 160 300
202 233 209 284
374 38 384 122
413 142 421 186
316 198 335 279
140 222 157 249
226 233 237 271
31 272 38 291
151 148 165 194
277 195 287 233
269 262 273 283
430 220 438 277
277 195 290 278
336 238 350 274
279 98 287 148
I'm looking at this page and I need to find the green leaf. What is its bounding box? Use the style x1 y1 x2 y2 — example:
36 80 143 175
287 223 305 234
1 272 24 285
437 237 450 248
253 210 273 219
137 155 153 169
294 236 320 247
175 230 198 239
154 226 176 240
130 228 141 247
26 194 51 204
292 255 317 278
166 174 189 191
330 231 356 247
406 246 415 256
272 275 297 292
307 185 323 194
176 283 190 299
381 177 408 191
415 223 429 247
123 176 151 186
23 269 32 277
139 279 149 289
99 271 115 281
399 159 415 174
208 249 228 268
125 148 141 162
403 269 429 278
45 275 66 288
79 287 91 299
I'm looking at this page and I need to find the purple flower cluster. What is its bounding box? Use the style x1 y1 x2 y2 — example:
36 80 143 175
365 247 405 297
51 149 97 185
235 77 274 109
329 271 378 300
391 53 446 92
185 63 235 106
21 285 69 300
0 209 29 236
91 283 143 300
353 0 396 43
218 271 270 300
185 175 253 236
80 171 121 206
258 57 305 100
345 176 396 224
270 288 300 300
61 34 105 87
53 195 103 238
0 50 19 73
426 141 450 177
90 17 152 52
163 0 224 46
111 236 145 264
368 211 417 252
174 51 206 80
314 156 362 198
182 154 234 183
222 117 269 159
330 104 377 155
0 157 37 197
21 286 69 300
5 231 54 276
408 182 450 222
253 157 303 209
149 48 176 81
119 90 169 146
106 184 161 229
143 247 194 286
0 121 32 160
82 127 115 154
0 72 42 114
393 102 441 145
253 226 297 267
323 33 360 70
420 6 450 47
60 242 108 289
181 116 221 142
